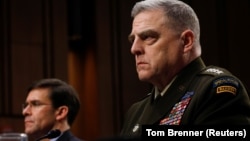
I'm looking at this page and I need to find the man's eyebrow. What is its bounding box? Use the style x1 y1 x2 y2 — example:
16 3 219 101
128 29 159 43
30 100 40 102
25 99 41 103
141 30 158 37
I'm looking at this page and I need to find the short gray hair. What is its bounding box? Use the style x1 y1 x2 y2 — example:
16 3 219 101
131 0 200 45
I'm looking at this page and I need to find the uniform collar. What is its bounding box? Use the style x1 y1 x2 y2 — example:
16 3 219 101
154 76 177 99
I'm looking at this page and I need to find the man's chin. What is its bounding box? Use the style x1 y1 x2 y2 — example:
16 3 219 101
25 129 34 135
25 128 38 136
25 129 43 140
138 74 151 82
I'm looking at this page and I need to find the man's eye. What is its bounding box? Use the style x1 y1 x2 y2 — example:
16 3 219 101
32 101 41 106
23 103 28 108
128 36 134 43
141 35 150 40
142 36 157 44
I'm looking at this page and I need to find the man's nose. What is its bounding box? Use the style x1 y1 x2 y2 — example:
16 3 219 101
131 38 143 55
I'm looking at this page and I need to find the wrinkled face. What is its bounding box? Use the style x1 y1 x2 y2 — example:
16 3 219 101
22 88 56 138
129 9 184 86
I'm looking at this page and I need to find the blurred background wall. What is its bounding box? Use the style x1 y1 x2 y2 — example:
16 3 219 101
0 0 249 140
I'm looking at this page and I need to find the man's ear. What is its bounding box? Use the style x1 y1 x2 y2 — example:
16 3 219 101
55 106 68 120
180 29 194 53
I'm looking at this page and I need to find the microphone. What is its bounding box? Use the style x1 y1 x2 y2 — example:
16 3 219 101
35 129 61 141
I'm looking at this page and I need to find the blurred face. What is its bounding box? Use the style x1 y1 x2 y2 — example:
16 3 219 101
22 88 56 138
129 9 184 88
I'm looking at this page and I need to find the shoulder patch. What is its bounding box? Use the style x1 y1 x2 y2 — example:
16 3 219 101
213 77 239 95
216 86 237 95
212 77 239 87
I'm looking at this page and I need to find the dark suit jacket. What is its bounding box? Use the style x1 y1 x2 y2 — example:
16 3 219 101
57 130 83 141
120 57 250 137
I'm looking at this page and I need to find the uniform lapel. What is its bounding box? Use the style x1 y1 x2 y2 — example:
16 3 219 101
138 57 206 125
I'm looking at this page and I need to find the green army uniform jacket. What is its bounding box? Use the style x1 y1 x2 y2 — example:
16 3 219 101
120 57 250 137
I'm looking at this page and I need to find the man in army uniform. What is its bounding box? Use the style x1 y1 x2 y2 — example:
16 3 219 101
120 0 250 138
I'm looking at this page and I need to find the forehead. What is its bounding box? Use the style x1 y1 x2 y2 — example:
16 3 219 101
132 9 166 31
26 88 51 102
